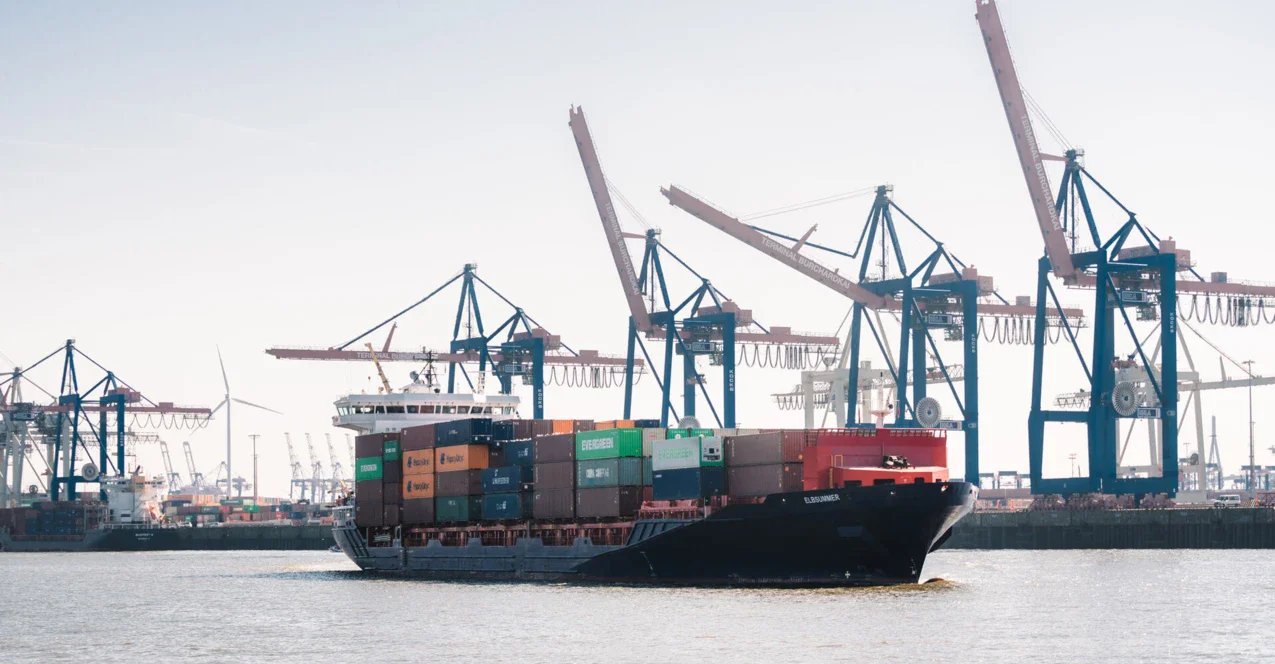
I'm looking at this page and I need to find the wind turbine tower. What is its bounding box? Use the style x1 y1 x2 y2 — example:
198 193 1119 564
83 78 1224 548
209 347 281 496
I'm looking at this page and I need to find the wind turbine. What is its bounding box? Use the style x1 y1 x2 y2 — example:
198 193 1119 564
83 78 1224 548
209 347 281 497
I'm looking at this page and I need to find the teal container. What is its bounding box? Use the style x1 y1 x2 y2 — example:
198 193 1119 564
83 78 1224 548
354 456 384 481
575 428 643 460
436 495 482 522
576 458 644 488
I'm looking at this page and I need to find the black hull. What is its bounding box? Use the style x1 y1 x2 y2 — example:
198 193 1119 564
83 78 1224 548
341 482 977 587
1 525 335 552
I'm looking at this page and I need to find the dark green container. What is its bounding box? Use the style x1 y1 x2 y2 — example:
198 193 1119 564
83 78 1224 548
382 439 401 462
576 458 644 488
435 495 482 522
354 456 384 481
576 428 643 460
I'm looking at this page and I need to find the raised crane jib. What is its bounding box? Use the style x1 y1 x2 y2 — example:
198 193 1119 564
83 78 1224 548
660 185 888 310
568 106 654 333
974 0 1076 280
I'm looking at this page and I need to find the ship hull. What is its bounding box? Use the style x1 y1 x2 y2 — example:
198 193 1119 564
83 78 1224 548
1 525 335 552
337 481 977 587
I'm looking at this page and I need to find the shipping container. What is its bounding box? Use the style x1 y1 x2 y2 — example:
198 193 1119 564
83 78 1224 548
434 444 490 471
550 419 575 434
354 456 384 482
573 419 596 433
435 418 494 446
529 419 555 438
435 495 483 522
633 419 661 428
641 428 666 457
576 428 642 460
481 492 532 520
402 423 436 451
481 465 534 494
534 433 575 464
403 449 435 476
354 433 386 458
356 480 384 503
488 445 507 468
534 462 575 490
727 463 804 497
665 428 713 440
503 439 535 466
576 458 645 489
514 419 536 440
404 475 435 500
651 437 724 471
576 487 643 518
354 502 384 527
532 489 575 519
436 469 484 497
493 419 517 442
383 503 401 527
402 497 435 524
595 419 636 430
725 431 805 466
384 483 402 504
382 438 401 461
383 461 403 484
643 457 653 485
652 467 727 501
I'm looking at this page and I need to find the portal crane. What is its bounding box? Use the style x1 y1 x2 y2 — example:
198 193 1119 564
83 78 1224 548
181 441 204 491
159 441 182 491
284 433 308 501
975 0 1275 497
364 343 394 394
326 433 348 494
570 106 840 427
305 433 325 504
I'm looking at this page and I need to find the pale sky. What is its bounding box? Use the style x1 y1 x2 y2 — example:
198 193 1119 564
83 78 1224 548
4 1 1274 496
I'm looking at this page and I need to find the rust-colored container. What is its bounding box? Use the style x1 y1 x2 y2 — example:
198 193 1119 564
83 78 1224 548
533 462 575 490
403 474 436 500
514 419 536 440
434 444 490 471
403 449 435 476
534 433 575 464
573 419 596 432
402 423 436 451
725 432 805 466
532 489 575 519
402 497 435 525
551 419 575 434
529 419 555 438
383 503 401 527
436 469 484 497
384 483 402 504
354 502 383 527
354 433 386 458
727 463 804 497
356 480 383 504
576 486 643 518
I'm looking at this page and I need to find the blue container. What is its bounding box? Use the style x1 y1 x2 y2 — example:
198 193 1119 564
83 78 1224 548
493 420 518 442
481 492 532 520
435 418 494 447
652 467 726 501
634 419 661 428
643 457 653 486
503 439 535 466
481 465 534 494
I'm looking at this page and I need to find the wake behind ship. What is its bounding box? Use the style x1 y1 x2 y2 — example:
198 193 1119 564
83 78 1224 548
335 416 976 586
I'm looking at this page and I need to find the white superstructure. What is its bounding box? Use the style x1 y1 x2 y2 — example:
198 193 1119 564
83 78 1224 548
333 381 519 435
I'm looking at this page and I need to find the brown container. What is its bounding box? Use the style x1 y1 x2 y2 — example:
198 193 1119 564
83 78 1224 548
404 474 436 500
403 497 435 524
514 419 536 440
436 469 484 497
533 462 575 490
384 483 402 504
402 424 436 451
403 449 435 476
534 434 575 464
727 463 804 497
576 486 643 518
354 433 386 458
574 419 596 432
354 502 383 527
488 445 507 468
383 503 401 527
529 419 556 438
356 480 384 504
725 432 805 466
383 462 403 484
532 489 575 519
435 444 490 472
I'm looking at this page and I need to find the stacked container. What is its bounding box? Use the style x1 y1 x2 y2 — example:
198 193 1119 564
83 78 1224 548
533 432 575 519
651 436 726 501
353 433 386 527
575 428 645 517
723 431 806 497
435 444 488 522
401 423 437 525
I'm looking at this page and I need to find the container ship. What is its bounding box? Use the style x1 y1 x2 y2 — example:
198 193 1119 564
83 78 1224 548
333 416 976 586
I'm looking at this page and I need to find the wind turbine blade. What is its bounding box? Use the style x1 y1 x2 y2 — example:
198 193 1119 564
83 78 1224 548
231 397 282 415
208 398 228 417
217 345 230 393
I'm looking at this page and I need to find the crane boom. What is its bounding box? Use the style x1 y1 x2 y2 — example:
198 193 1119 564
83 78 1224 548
364 343 394 394
568 106 655 333
974 0 1076 280
661 185 889 309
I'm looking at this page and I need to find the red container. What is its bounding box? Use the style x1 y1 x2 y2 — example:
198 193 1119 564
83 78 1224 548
533 462 575 490
402 424 436 451
806 428 948 488
354 433 386 458
435 469 484 497
576 487 643 518
724 431 805 466
403 497 435 524
532 489 575 519
727 463 804 497
534 434 575 464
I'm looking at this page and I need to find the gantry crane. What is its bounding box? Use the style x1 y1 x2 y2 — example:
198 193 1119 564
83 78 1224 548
284 433 308 501
569 106 841 427
181 441 205 491
325 433 348 495
266 264 639 419
305 433 325 504
159 441 183 491
661 182 1082 483
974 0 1275 496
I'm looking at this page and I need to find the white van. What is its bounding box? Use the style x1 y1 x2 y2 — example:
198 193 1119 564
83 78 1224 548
1212 494 1242 508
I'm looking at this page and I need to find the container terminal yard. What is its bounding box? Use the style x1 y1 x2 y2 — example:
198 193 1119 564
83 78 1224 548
3 0 1275 565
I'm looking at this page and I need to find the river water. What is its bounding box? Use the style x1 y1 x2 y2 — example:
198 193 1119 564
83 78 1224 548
1 549 1271 663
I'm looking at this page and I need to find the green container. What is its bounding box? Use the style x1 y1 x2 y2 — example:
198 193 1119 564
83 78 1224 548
576 428 643 460
436 495 482 522
355 456 384 481
244 504 261 514
576 458 645 488
665 428 713 440
382 439 401 462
